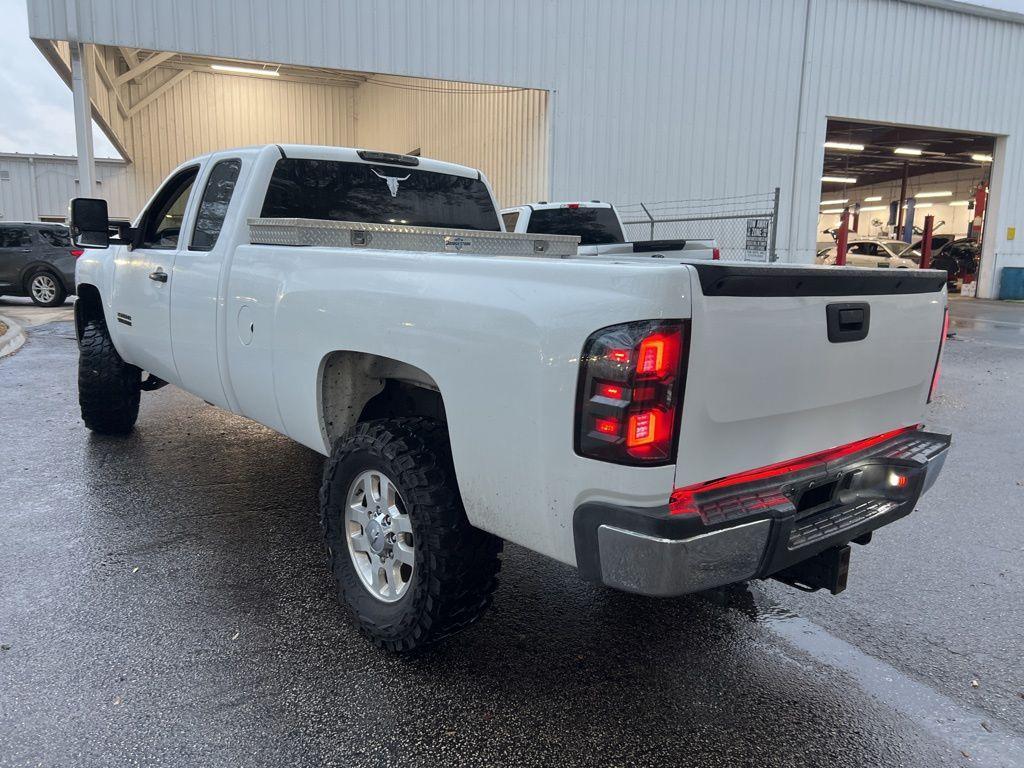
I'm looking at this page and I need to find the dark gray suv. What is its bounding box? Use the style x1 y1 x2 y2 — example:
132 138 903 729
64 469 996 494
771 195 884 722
0 222 79 306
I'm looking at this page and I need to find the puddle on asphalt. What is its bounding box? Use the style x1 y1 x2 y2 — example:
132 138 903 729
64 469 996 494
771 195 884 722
701 585 1024 766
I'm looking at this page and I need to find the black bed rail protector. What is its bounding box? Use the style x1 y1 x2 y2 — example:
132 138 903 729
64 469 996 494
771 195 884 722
693 263 947 297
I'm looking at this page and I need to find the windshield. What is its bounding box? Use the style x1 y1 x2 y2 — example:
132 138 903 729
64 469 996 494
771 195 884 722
526 206 625 245
884 241 915 256
261 158 501 231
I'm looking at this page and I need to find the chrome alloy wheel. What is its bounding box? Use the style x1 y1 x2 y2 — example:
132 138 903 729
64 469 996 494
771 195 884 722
345 469 415 602
31 274 57 304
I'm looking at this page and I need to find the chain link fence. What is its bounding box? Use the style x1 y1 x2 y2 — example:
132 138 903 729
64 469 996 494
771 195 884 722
618 188 781 262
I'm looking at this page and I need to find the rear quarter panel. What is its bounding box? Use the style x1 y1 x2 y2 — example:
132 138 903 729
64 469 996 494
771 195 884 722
233 246 695 565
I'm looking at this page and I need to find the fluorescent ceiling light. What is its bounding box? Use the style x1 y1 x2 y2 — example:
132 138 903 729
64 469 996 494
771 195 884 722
211 64 280 76
915 190 953 198
820 198 849 205
822 175 857 184
894 147 923 156
972 153 993 162
903 202 933 208
863 195 882 202
859 205 887 212
950 201 971 207
821 208 844 214
824 141 865 151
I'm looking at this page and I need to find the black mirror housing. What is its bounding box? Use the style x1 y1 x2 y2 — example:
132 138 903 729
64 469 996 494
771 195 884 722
68 197 110 248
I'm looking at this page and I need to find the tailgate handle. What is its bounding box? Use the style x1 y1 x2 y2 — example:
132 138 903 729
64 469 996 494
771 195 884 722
826 302 870 343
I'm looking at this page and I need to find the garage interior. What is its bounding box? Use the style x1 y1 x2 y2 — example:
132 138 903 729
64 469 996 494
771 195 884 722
817 118 996 292
33 42 549 219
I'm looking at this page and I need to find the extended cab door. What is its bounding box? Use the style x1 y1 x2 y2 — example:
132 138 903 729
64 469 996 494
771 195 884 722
110 165 199 383
169 158 243 408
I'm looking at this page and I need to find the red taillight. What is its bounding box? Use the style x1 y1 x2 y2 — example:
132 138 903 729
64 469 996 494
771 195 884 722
71 249 85 258
669 425 919 517
596 382 625 400
927 307 950 403
576 320 689 465
712 248 721 260
608 349 631 364
565 203 580 209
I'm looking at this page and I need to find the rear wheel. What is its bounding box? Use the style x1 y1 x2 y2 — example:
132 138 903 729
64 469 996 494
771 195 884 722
320 417 503 652
28 270 66 307
78 315 141 434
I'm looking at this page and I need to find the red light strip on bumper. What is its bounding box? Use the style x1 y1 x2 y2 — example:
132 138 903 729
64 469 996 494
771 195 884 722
669 424 920 516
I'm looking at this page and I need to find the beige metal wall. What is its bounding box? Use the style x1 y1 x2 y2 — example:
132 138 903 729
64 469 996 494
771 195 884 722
355 77 547 207
122 69 357 199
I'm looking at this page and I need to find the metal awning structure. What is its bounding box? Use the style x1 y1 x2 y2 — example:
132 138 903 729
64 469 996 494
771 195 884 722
32 39 378 192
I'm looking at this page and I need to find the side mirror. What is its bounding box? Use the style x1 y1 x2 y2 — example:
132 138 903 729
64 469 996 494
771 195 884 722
68 197 110 248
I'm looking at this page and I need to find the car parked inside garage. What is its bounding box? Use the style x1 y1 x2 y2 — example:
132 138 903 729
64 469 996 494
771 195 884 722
0 222 79 306
816 238 920 269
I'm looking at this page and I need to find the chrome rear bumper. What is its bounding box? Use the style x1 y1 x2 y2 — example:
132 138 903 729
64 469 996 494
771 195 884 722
574 428 950 597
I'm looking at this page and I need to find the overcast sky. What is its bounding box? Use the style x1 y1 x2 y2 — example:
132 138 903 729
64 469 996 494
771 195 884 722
0 0 118 157
1 0 1024 161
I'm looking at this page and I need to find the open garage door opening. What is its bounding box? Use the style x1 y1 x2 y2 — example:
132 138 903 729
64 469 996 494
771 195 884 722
32 43 550 220
816 118 996 297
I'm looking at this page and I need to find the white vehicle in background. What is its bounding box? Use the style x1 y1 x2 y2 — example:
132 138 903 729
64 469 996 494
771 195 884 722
501 201 718 259
817 238 921 269
69 145 950 653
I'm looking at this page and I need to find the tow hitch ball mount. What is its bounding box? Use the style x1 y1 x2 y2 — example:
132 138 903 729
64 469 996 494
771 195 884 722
774 545 852 595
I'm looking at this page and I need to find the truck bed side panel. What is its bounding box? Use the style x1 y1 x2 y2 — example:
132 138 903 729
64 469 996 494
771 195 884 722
226 246 695 565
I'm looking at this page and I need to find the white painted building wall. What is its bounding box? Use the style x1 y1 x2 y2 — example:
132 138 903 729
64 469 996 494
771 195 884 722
0 153 131 220
22 0 1024 297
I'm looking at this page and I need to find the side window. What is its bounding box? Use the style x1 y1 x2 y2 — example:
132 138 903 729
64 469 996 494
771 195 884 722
190 159 242 250
138 166 199 249
0 227 31 247
501 211 520 232
39 228 71 247
848 243 871 255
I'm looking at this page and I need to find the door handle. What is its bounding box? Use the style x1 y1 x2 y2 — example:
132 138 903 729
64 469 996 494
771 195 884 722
149 269 168 283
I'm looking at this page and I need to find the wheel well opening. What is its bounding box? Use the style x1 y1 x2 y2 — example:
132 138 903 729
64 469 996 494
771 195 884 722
74 284 104 340
319 351 447 446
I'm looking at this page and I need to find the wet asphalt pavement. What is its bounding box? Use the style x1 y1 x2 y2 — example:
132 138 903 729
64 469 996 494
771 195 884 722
1 297 1022 767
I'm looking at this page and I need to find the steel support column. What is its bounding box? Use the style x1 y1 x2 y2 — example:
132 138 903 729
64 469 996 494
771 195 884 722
69 41 95 197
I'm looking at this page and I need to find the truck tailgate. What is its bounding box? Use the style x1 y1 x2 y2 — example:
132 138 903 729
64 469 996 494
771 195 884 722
675 263 947 487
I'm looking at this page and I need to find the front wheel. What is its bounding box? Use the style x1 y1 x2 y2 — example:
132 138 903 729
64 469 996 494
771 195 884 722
78 315 142 434
320 417 503 652
28 270 67 307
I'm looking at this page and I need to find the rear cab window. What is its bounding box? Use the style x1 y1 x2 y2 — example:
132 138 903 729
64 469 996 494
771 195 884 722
191 159 242 250
260 158 501 231
525 206 625 245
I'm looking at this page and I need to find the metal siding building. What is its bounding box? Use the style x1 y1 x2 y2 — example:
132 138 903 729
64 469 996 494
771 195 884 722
19 0 1024 297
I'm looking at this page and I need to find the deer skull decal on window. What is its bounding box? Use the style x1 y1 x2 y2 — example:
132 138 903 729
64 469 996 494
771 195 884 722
371 168 412 198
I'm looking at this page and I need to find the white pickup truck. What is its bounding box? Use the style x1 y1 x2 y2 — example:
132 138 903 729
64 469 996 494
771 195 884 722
69 145 951 653
501 200 718 258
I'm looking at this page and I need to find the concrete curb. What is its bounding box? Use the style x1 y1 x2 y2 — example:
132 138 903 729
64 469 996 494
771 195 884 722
0 314 26 358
